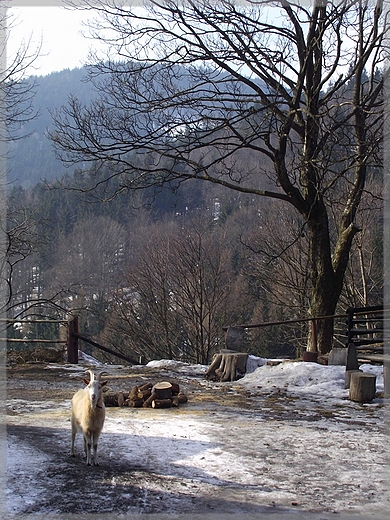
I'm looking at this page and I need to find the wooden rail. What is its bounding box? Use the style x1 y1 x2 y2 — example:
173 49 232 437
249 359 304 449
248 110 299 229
223 305 387 359
346 305 388 365
75 332 138 365
2 317 67 345
223 312 348 353
5 314 138 366
65 316 138 365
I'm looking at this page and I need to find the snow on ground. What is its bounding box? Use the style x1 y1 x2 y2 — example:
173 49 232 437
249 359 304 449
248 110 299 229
241 356 384 397
6 356 390 518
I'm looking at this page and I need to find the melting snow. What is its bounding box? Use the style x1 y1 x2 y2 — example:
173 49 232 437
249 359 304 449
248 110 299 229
5 356 389 518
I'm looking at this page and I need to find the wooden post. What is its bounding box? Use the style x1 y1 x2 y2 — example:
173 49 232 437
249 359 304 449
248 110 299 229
346 342 359 371
384 359 390 398
346 307 354 344
67 316 79 364
225 326 245 350
345 369 362 389
349 372 376 403
311 319 318 352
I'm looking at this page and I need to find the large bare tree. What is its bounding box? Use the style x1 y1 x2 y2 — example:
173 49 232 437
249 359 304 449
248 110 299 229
51 0 387 354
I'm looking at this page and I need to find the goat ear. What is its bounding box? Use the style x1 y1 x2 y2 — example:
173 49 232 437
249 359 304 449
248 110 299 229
101 381 108 387
83 378 89 385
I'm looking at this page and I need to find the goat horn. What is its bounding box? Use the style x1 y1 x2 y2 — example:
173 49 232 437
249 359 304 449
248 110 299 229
85 369 95 381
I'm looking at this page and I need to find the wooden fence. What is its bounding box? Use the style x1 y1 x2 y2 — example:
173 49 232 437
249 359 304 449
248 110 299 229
4 306 388 367
346 305 388 365
224 305 388 364
2 315 137 365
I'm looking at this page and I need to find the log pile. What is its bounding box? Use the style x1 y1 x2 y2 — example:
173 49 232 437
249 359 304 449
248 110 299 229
103 380 188 409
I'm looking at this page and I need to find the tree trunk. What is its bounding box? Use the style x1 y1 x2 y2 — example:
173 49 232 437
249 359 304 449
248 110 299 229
305 199 359 355
306 210 338 355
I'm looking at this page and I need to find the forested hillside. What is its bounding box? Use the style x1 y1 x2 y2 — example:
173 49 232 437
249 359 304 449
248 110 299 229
7 67 94 187
6 67 383 364
7 162 383 363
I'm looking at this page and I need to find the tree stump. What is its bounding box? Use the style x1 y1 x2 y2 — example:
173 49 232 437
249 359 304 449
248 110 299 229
349 372 377 403
344 369 363 389
153 381 172 400
205 351 248 382
302 351 318 362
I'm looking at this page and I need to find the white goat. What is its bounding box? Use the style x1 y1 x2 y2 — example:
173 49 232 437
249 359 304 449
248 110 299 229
71 369 108 466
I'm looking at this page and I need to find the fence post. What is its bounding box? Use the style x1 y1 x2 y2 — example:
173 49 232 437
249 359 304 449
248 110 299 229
347 307 354 344
311 319 318 352
67 316 79 364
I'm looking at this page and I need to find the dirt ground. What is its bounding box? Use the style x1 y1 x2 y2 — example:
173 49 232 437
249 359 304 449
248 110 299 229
5 354 390 519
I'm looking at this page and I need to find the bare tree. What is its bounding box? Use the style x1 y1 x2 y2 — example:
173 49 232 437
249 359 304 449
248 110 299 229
99 217 239 364
1 7 40 316
340 175 383 309
51 0 387 354
47 215 127 307
169 218 234 363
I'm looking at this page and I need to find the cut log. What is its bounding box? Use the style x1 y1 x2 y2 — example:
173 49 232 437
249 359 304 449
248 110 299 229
139 382 153 392
104 391 125 407
152 398 172 409
349 372 377 403
153 381 172 400
344 369 363 389
170 382 180 395
205 352 248 382
128 386 143 401
177 392 188 404
142 392 157 408
140 388 152 400
172 393 188 406
128 397 144 408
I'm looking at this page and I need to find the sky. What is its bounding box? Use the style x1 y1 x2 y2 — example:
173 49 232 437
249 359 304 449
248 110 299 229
6 1 280 78
7 4 102 77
